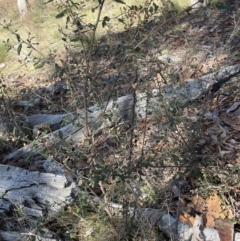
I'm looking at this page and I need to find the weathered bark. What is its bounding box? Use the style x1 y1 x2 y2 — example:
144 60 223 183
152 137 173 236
0 159 75 241
17 0 30 18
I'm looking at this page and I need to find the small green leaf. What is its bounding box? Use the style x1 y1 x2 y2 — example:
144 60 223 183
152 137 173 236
58 130 63 139
34 61 45 69
153 2 159 11
66 16 70 25
149 6 153 13
55 63 60 71
130 5 138 10
114 0 126 4
103 16 110 21
13 127 16 136
102 16 110 28
27 50 33 56
69 36 79 42
76 20 83 30
43 0 54 4
58 69 64 77
138 170 144 176
135 46 141 52
17 44 22 55
38 229 46 236
16 33 21 42
102 20 106 28
19 88 26 94
56 10 66 19
118 18 126 24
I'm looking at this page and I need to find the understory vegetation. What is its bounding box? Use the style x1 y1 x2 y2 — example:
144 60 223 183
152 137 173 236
0 0 240 240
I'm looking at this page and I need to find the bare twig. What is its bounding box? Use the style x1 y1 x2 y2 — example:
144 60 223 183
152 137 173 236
98 178 118 235
83 0 105 136
128 68 138 161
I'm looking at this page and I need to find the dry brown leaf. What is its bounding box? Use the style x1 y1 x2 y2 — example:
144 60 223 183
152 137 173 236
217 53 228 62
221 114 240 131
202 211 217 228
207 193 222 217
191 195 207 212
153 141 163 150
206 193 233 220
202 193 234 227
179 211 196 225
65 97 74 104
181 193 234 229
236 153 240 163
215 219 234 241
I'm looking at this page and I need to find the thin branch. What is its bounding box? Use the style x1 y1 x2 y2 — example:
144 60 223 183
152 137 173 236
128 68 138 161
83 0 105 136
0 23 45 58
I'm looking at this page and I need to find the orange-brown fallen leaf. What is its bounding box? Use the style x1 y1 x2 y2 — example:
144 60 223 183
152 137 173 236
202 211 216 228
206 193 233 220
191 195 207 212
215 219 234 241
221 114 240 131
179 192 233 230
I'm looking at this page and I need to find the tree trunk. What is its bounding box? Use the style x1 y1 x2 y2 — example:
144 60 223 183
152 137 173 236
190 0 208 8
17 0 29 18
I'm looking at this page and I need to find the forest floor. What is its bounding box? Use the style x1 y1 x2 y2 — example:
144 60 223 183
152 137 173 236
1 0 240 240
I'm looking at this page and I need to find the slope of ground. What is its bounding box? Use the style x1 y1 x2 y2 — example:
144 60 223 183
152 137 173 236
0 0 240 240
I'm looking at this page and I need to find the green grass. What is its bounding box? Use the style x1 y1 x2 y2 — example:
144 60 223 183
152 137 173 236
0 0 191 78
0 42 8 63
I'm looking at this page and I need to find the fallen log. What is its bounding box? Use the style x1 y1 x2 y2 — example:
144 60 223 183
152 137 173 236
4 64 240 162
0 159 75 241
